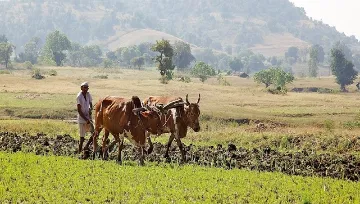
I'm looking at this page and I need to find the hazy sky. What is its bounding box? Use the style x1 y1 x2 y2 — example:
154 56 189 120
290 0 360 40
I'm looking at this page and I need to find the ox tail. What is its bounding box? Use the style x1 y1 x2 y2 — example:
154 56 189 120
132 96 142 108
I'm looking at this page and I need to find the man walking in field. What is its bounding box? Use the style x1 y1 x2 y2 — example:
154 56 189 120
76 82 94 154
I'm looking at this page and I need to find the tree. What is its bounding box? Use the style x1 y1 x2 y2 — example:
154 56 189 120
0 42 13 69
67 42 83 67
308 58 318 77
18 37 42 64
309 44 324 63
285 47 299 62
43 30 71 66
81 45 102 67
151 39 175 81
253 68 274 88
229 57 243 72
272 68 295 89
119 46 141 65
131 57 145 70
253 67 294 89
191 61 216 82
193 49 216 66
330 48 358 92
106 51 117 61
333 41 352 61
172 41 195 70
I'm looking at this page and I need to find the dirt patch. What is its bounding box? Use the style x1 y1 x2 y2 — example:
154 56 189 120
0 131 359 181
291 87 334 93
224 118 251 125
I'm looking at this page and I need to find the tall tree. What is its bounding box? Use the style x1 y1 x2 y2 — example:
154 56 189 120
308 58 318 77
151 39 175 81
43 30 71 66
131 56 145 70
285 46 299 63
333 41 352 61
330 48 358 92
229 57 243 72
18 37 42 64
309 44 324 63
0 42 13 69
172 41 195 70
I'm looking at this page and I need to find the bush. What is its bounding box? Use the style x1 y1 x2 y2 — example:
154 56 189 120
103 59 114 68
0 70 11 74
48 70 57 76
24 61 33 69
191 61 216 82
324 120 335 132
31 68 45 79
267 87 286 94
178 76 191 83
217 75 231 86
159 75 169 84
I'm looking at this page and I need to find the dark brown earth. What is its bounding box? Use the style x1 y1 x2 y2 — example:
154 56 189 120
0 131 359 181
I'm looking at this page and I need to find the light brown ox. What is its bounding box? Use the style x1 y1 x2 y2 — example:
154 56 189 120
93 96 162 165
143 94 201 162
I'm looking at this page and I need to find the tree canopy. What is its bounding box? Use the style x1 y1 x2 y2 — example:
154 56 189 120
151 39 175 81
253 67 294 89
330 48 358 91
172 41 195 70
42 30 71 66
191 61 216 82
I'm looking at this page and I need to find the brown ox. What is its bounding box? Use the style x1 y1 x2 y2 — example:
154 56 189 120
93 96 162 165
143 94 201 162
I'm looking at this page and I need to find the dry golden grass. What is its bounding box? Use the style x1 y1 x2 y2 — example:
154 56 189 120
1 66 360 148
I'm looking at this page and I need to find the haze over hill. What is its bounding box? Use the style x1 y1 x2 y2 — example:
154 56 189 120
0 0 359 57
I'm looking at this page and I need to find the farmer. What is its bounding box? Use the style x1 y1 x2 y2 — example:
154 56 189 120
76 82 94 154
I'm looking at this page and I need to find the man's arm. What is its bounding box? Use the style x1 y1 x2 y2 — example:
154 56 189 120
77 104 90 123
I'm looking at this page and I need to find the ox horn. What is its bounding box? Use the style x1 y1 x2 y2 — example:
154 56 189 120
197 94 200 104
185 94 190 105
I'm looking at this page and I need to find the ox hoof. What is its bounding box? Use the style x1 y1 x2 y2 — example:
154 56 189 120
116 160 122 165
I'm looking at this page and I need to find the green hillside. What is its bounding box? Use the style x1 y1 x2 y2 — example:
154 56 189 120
0 0 358 56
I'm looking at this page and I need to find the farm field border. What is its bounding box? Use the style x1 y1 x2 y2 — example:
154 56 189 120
1 131 359 181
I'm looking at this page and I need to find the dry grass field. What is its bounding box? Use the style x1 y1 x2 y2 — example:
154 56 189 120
1 66 360 152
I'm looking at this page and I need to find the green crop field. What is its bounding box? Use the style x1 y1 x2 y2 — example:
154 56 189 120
0 152 359 203
1 66 360 202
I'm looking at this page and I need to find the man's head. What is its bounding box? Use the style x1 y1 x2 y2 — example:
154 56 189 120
81 82 89 93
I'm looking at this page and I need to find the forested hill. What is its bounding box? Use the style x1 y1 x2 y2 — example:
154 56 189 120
1 0 359 55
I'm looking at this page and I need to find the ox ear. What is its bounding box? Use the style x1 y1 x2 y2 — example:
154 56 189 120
140 111 150 118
